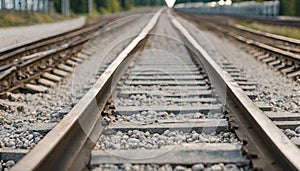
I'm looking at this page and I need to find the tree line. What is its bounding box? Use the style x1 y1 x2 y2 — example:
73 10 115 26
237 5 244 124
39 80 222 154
175 0 300 16
51 0 166 14
51 0 299 17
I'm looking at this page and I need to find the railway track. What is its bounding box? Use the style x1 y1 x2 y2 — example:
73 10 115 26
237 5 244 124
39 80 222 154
176 12 300 81
174 10 300 143
7 8 300 171
230 15 300 29
0 11 147 94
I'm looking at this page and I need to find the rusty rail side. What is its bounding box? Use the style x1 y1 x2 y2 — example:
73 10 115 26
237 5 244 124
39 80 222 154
11 9 163 171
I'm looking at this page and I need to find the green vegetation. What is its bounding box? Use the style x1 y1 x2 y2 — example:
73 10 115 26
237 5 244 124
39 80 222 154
82 0 300 17
1 0 298 27
232 0 300 16
0 0 166 27
238 21 300 39
175 0 300 17
0 12 65 27
279 0 300 16
51 0 166 15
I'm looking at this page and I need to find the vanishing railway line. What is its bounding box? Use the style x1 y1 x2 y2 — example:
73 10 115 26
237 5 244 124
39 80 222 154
6 9 299 171
174 10 300 147
176 12 300 81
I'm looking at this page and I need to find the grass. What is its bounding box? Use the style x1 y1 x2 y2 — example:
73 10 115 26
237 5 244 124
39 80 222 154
238 21 300 40
85 6 152 24
128 6 151 12
0 12 66 27
85 8 101 24
0 7 153 27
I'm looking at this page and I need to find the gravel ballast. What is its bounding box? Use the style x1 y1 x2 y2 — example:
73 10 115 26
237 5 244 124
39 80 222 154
91 163 250 171
96 130 239 150
177 16 300 138
0 12 154 170
92 14 246 170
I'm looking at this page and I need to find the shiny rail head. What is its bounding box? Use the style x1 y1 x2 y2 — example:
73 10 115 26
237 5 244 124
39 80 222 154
11 9 164 171
169 11 300 170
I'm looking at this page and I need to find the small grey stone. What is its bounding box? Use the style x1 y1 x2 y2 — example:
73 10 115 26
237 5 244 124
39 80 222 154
15 128 25 134
284 129 297 138
35 137 41 142
295 126 300 134
168 131 177 137
158 165 167 171
131 165 142 171
116 131 123 136
4 119 12 125
192 164 204 171
192 133 199 140
145 143 152 149
132 130 140 135
164 164 173 171
174 165 186 171
59 108 70 115
209 137 218 143
128 138 139 144
6 141 15 147
27 134 34 140
5 160 15 168
223 132 231 138
187 138 193 142
225 164 239 171
128 130 133 136
144 131 150 137
210 164 222 171
105 142 114 149
163 130 170 136
138 135 146 141
32 132 41 138
199 136 209 143
123 163 132 171
158 135 166 141
122 135 129 139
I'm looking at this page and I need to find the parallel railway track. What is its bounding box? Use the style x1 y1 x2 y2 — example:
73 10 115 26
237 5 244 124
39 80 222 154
230 15 300 29
0 11 148 94
9 9 300 171
176 12 300 81
174 10 300 146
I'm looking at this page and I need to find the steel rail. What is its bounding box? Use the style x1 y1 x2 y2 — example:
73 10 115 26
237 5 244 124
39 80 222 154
188 13 300 29
0 36 87 92
229 33 300 62
0 14 125 68
0 34 90 79
0 24 88 66
229 15 300 29
170 10 300 170
233 24 300 46
175 12 300 66
0 10 152 66
10 8 299 171
11 9 163 171
0 13 142 92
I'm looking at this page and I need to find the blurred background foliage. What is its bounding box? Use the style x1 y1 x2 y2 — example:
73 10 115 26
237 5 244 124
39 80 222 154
52 0 166 14
176 0 300 16
51 0 299 16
